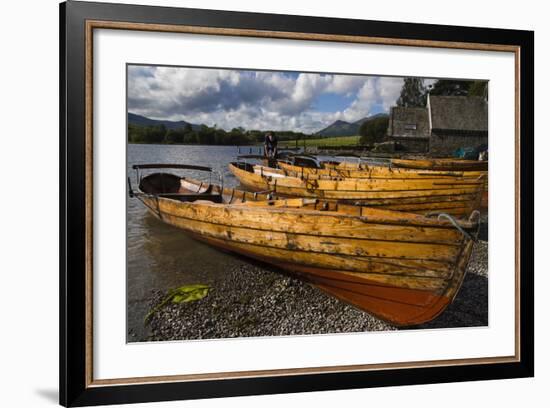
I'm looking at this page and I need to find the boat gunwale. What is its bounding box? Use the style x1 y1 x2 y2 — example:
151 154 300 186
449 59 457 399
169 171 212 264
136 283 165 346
132 171 479 326
244 162 488 185
275 162 487 179
155 204 467 251
229 162 487 193
136 173 480 231
157 213 459 272
277 159 487 178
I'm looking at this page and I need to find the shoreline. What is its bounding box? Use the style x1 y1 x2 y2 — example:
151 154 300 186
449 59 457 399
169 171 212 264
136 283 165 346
136 240 488 342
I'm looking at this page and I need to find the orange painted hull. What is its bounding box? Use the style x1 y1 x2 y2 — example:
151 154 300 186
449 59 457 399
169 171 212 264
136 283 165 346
185 232 472 326
133 173 480 326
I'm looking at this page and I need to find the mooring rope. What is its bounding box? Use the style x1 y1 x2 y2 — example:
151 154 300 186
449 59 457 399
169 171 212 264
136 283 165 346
437 211 480 242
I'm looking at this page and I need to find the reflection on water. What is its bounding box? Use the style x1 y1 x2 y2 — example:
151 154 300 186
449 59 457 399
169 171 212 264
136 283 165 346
126 144 385 341
127 144 248 341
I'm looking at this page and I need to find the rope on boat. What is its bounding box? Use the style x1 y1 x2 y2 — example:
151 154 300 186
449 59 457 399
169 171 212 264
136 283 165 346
437 211 480 242
468 209 482 240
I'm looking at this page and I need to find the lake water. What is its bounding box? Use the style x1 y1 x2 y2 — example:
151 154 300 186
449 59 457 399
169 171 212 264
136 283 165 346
126 144 387 341
127 144 257 341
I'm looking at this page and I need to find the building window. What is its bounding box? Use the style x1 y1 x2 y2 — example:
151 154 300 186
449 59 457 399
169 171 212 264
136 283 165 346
404 124 417 130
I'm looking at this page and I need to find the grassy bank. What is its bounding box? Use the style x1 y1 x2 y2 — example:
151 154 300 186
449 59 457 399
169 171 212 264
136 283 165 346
279 135 361 148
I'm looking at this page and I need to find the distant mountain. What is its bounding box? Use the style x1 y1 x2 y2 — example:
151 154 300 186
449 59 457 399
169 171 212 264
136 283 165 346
352 113 388 127
316 113 389 137
315 120 358 137
128 112 201 131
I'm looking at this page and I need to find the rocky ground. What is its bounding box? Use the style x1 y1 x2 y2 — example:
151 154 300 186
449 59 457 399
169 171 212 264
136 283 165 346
144 239 488 341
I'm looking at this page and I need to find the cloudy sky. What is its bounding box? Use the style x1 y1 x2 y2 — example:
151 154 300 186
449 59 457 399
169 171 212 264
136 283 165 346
128 65 434 133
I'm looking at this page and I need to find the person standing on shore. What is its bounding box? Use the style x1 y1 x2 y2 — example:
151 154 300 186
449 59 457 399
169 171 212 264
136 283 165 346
264 132 278 158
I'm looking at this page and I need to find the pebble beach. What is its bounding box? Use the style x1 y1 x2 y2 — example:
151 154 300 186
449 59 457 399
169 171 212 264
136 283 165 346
144 239 488 341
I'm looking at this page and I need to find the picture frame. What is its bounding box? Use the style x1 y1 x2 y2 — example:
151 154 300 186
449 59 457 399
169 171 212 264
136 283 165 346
60 0 534 406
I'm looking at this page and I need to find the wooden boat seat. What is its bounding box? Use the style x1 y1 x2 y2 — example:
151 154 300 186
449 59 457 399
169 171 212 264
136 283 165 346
159 193 223 203
235 198 317 208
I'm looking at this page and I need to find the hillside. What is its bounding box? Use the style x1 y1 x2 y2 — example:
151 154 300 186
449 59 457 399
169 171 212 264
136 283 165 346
279 135 361 148
352 113 388 127
128 112 201 131
316 113 389 137
315 120 358 137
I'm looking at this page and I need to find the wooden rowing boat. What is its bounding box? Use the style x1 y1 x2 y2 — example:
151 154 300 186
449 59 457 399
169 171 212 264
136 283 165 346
314 158 488 172
278 159 489 208
229 162 486 218
130 164 481 326
390 159 489 207
391 158 488 171
278 160 487 180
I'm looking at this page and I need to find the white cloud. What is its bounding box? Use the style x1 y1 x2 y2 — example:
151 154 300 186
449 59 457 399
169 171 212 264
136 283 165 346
326 75 366 96
128 66 435 133
341 77 404 122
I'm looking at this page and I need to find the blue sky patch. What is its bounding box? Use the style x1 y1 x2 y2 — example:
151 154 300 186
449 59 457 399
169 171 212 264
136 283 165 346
127 65 437 133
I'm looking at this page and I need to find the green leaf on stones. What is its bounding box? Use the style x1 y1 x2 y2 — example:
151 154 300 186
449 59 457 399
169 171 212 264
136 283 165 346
144 284 210 325
170 284 210 303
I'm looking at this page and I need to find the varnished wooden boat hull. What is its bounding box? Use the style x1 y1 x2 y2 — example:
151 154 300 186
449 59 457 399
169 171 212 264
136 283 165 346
391 158 488 171
229 162 486 218
189 233 474 326
278 160 489 209
278 160 487 180
134 174 480 326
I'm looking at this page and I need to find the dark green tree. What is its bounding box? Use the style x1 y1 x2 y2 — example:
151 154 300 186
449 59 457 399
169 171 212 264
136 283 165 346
429 79 471 96
129 124 166 144
396 78 427 107
183 131 198 144
197 125 215 145
128 124 146 143
165 128 186 144
214 128 227 144
359 116 389 145
227 127 252 145
128 121 311 146
468 81 489 99
247 130 264 143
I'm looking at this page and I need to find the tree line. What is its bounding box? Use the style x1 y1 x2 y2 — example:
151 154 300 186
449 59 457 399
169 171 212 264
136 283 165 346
358 79 488 145
129 78 487 146
396 78 488 108
359 116 390 146
128 123 310 145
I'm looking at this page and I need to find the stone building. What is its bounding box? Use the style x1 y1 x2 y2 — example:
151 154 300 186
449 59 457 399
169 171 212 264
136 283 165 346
386 94 488 155
427 95 488 155
386 106 430 152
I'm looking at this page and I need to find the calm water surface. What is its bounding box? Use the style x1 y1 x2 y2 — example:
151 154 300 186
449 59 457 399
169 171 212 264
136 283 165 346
127 144 256 342
126 144 385 341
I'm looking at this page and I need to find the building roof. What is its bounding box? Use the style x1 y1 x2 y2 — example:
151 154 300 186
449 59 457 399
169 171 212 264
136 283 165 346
428 95 488 132
387 106 430 139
